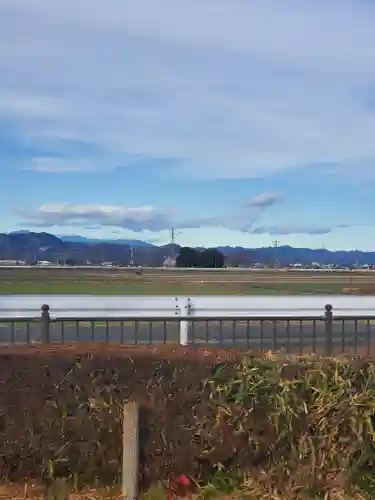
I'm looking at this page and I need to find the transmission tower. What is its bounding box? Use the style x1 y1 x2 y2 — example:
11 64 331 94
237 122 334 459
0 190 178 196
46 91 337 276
272 240 280 268
128 247 135 267
171 228 178 245
170 228 181 251
166 228 180 264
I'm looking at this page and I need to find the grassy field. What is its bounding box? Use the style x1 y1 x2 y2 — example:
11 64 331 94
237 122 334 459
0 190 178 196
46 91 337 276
0 279 348 294
0 267 373 294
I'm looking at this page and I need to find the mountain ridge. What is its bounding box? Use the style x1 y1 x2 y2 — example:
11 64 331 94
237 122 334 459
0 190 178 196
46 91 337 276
1 231 374 266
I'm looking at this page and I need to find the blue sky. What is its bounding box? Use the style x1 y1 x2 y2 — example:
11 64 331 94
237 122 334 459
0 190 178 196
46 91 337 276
1 0 375 250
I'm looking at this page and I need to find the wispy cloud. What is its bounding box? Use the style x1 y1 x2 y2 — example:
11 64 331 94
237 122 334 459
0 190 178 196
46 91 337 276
250 225 347 236
2 0 375 179
219 193 281 232
19 204 174 232
25 157 94 173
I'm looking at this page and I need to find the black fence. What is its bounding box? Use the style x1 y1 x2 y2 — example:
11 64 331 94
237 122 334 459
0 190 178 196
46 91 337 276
0 303 374 355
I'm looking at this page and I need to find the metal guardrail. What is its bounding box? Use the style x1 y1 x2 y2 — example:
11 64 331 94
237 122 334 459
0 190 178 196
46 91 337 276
0 303 374 355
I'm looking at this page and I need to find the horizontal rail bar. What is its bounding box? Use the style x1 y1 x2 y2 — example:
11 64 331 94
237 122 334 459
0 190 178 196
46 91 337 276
0 315 375 322
50 315 375 322
1 295 375 316
0 317 44 323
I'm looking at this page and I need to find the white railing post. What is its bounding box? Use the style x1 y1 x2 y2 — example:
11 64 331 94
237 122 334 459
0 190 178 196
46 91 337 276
175 296 191 345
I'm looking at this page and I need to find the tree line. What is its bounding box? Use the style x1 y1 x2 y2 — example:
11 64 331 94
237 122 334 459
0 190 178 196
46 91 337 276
176 247 225 268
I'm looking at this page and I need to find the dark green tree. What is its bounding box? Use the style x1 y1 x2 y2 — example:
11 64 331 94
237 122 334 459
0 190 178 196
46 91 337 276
201 248 225 268
176 247 225 267
176 247 201 267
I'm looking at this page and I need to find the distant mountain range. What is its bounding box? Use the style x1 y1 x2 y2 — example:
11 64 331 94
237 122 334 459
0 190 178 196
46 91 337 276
1 230 375 266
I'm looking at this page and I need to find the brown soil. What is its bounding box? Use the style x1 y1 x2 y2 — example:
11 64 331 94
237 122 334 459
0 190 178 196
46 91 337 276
0 342 373 360
342 286 375 294
0 342 245 363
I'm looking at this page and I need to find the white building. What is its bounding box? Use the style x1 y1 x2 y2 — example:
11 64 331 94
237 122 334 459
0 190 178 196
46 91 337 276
0 260 25 266
163 256 176 267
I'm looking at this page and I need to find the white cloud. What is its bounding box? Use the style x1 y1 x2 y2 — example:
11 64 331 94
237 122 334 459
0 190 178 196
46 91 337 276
20 204 174 232
249 193 279 208
2 0 375 178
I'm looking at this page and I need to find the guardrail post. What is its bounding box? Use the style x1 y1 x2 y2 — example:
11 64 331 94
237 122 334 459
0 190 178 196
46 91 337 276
41 304 50 344
175 297 191 345
324 304 333 356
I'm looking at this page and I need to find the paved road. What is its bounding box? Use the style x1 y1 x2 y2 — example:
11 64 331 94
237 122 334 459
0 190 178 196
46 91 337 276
0 319 374 352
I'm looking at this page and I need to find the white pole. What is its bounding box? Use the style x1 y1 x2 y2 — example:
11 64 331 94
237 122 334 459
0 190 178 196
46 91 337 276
180 318 188 345
178 297 191 345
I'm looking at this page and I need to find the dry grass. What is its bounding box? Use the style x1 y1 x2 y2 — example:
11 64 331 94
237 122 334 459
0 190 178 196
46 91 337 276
0 482 123 499
0 482 367 500
0 485 368 499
